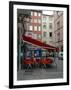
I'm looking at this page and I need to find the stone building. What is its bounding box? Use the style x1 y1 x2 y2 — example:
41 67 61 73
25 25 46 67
42 14 55 46
26 10 42 41
54 11 63 51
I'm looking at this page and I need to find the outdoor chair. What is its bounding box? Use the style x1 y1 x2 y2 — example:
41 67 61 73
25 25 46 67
40 58 53 68
23 59 34 69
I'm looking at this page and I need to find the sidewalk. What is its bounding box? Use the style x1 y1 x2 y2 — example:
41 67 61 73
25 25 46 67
17 58 63 80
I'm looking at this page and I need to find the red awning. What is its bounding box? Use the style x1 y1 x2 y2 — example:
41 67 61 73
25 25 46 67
22 35 56 50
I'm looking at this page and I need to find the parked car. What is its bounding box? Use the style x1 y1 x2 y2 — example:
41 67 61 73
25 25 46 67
58 52 63 60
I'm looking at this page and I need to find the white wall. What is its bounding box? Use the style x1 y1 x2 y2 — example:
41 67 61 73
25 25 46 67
0 0 71 90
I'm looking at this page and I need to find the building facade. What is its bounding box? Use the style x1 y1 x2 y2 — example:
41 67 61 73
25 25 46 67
42 14 55 46
26 10 42 41
54 11 63 51
42 14 48 44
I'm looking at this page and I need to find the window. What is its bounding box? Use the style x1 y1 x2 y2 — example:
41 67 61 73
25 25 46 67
38 13 41 16
34 26 37 31
38 26 41 31
37 34 41 40
49 32 52 37
43 32 46 37
43 24 47 29
29 26 32 31
31 12 33 16
34 19 37 23
49 23 52 29
34 12 37 16
43 17 46 21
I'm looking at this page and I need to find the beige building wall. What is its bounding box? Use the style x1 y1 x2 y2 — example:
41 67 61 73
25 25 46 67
47 15 55 46
54 11 63 51
42 15 48 44
42 14 55 46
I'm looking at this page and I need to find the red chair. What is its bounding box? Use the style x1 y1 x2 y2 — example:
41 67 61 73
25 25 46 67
46 58 53 64
40 58 53 68
23 59 34 69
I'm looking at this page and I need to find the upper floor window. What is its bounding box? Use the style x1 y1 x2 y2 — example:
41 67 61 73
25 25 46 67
38 26 41 31
43 24 47 29
49 32 52 37
34 26 37 31
49 23 52 29
34 12 37 16
38 13 41 16
31 12 33 16
43 17 46 21
34 19 37 23
29 26 32 31
37 34 41 40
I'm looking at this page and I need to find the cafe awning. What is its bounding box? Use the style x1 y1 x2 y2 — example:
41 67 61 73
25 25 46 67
22 35 56 50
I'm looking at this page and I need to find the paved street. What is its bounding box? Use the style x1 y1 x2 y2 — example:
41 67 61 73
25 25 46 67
17 58 63 80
